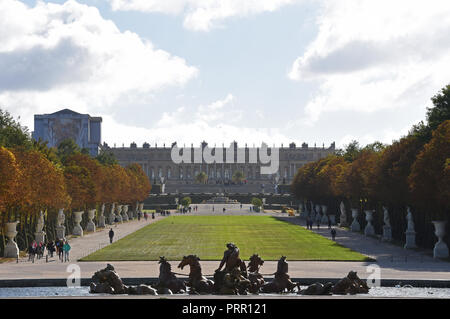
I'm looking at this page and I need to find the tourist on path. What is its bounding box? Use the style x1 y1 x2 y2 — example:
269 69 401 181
63 241 71 262
109 228 114 244
328 219 332 229
47 241 55 258
331 228 336 241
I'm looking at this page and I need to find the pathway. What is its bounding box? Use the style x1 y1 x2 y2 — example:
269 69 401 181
0 212 449 283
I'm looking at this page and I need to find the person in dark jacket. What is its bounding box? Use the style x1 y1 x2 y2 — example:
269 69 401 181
109 228 114 244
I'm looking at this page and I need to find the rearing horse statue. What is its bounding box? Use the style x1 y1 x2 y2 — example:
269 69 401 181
247 254 265 293
178 255 214 294
154 256 186 294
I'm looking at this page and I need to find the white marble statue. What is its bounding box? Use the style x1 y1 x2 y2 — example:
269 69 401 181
404 206 417 249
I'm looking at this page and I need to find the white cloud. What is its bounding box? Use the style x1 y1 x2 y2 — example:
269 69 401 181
103 94 290 146
289 0 450 124
0 0 197 128
108 0 298 31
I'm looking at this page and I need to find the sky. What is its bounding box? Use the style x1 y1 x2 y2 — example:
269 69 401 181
1 0 449 149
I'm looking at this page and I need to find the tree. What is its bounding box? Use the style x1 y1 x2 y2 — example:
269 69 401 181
336 150 380 208
374 135 424 206
96 150 118 165
408 120 450 219
181 197 192 208
232 171 245 183
195 172 208 184
57 138 81 164
0 147 20 214
64 165 95 211
427 84 450 132
13 149 70 212
65 153 104 208
0 109 32 149
126 163 151 202
336 140 361 162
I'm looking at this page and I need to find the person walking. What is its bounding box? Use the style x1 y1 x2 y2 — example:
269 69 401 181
63 240 71 262
331 228 337 241
328 219 332 229
109 228 114 244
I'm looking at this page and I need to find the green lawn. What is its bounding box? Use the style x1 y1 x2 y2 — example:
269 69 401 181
80 215 371 261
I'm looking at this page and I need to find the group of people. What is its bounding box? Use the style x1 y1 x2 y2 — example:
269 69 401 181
305 217 337 241
28 240 45 262
28 238 71 263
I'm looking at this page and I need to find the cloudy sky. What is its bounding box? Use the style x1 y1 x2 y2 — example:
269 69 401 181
1 0 449 149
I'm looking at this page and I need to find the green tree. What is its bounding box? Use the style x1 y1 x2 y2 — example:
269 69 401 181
195 171 208 184
408 120 450 219
0 109 32 149
57 138 81 164
181 197 192 208
336 140 361 162
232 170 245 183
427 84 450 132
96 150 118 165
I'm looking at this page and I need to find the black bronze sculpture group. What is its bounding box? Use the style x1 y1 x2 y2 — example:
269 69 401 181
90 243 370 296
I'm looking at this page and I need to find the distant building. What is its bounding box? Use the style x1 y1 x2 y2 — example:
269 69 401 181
32 109 102 157
108 141 336 193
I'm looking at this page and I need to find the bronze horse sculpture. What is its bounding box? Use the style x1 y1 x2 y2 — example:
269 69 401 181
153 256 186 294
247 254 265 293
90 264 157 295
178 255 214 294
213 243 251 295
260 256 299 293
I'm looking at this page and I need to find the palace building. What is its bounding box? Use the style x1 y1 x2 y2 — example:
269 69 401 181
107 141 336 193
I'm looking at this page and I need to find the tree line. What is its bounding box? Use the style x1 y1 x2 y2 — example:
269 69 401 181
291 84 450 250
0 110 151 256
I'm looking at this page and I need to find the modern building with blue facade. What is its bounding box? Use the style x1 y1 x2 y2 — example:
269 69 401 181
32 109 102 157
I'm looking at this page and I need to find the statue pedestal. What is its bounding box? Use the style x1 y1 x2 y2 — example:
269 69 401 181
432 221 449 259
364 210 375 236
98 215 106 228
382 226 392 242
4 222 19 258
4 241 19 258
56 225 65 239
350 209 360 232
86 210 96 232
73 211 84 236
351 220 361 232
73 225 83 236
107 213 115 225
329 215 336 225
34 231 45 244
404 231 417 249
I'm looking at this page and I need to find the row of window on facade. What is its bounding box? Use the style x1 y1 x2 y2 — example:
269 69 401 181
135 164 301 180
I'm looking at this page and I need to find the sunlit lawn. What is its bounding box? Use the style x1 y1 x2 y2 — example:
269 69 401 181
81 215 370 261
